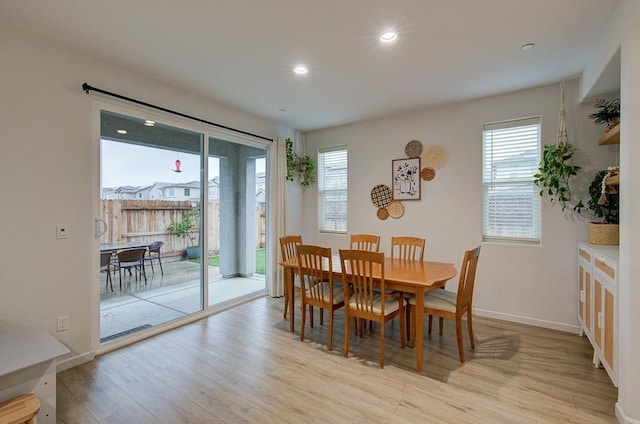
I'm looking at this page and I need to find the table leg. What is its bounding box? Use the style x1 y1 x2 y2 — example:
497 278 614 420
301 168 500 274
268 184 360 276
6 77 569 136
286 268 295 332
415 287 425 372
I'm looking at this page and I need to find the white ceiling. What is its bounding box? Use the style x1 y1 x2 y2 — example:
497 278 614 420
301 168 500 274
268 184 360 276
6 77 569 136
0 0 619 131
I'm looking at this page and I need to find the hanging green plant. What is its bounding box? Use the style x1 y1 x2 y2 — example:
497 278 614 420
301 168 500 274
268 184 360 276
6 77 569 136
285 138 316 187
533 82 584 213
285 138 296 182
534 143 583 212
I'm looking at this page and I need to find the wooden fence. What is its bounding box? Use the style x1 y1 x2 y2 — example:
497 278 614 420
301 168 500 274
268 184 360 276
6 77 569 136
100 200 265 257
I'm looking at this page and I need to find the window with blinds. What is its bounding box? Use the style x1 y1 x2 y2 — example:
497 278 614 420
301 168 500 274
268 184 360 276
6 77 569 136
482 117 541 243
318 146 348 233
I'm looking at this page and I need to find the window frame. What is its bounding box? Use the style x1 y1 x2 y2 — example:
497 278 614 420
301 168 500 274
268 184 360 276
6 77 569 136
317 145 348 234
482 117 541 244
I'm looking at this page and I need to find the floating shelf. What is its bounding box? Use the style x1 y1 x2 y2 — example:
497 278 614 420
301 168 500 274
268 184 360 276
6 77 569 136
598 123 620 145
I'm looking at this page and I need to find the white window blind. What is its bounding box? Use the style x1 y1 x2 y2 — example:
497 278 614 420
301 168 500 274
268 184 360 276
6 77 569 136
482 117 541 243
318 146 348 233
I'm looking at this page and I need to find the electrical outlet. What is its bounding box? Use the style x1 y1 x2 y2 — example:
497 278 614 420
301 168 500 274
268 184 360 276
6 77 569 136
56 224 69 239
56 315 69 332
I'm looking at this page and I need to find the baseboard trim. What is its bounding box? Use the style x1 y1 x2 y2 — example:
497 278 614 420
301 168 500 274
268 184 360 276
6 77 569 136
57 351 94 372
616 402 640 424
473 308 581 334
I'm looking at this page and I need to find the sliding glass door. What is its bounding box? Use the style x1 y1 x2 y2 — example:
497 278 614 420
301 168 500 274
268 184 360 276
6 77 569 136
98 108 268 344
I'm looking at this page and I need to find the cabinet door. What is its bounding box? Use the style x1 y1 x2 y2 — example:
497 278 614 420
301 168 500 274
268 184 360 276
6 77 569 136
603 284 615 370
594 280 603 351
578 247 592 334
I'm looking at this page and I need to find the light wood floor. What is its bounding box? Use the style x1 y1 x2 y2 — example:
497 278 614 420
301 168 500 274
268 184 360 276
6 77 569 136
57 296 618 423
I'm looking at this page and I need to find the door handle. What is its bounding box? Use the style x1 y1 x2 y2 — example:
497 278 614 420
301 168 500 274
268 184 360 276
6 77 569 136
95 219 107 237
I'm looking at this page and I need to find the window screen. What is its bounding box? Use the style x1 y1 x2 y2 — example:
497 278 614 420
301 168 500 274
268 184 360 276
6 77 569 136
482 117 541 243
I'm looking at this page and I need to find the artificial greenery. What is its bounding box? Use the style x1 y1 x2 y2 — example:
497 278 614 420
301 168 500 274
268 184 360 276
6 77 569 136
285 138 316 187
534 143 584 212
587 170 619 224
588 97 620 128
167 208 200 246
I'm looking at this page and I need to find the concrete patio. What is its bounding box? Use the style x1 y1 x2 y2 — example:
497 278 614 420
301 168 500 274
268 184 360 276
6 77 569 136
99 260 266 342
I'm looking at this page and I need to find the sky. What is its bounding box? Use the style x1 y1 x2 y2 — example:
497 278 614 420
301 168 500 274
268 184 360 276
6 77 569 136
101 140 265 188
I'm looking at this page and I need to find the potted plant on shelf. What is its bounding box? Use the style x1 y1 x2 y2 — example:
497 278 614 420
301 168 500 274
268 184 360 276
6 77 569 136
588 97 620 133
586 168 619 245
167 207 201 259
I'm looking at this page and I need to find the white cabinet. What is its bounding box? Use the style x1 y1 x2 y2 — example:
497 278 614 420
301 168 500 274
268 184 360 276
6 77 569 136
0 328 69 424
577 242 618 386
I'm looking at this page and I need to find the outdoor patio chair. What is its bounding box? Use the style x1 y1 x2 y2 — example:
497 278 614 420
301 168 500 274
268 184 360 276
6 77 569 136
145 241 164 275
100 251 114 292
114 248 147 289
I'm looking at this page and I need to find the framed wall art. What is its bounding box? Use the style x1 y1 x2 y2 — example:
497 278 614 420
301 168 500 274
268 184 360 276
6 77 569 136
392 157 421 200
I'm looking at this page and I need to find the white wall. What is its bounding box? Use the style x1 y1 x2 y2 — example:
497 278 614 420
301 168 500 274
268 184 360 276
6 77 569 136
303 78 617 332
0 26 291 366
581 1 640 421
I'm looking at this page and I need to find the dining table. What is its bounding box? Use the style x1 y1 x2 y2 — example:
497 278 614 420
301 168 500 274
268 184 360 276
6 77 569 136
279 254 457 372
100 242 149 253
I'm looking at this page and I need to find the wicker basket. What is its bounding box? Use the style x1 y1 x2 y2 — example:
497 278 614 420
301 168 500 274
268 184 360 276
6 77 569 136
587 222 619 245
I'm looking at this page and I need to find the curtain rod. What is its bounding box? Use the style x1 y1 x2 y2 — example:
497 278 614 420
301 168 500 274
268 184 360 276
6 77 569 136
82 82 272 142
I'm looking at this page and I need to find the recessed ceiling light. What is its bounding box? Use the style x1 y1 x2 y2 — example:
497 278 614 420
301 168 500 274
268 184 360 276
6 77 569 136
380 31 398 43
293 65 308 75
117 129 127 134
144 120 155 126
521 43 535 51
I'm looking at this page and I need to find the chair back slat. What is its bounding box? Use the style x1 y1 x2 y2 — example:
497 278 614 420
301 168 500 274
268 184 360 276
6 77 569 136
340 249 384 315
456 246 481 312
297 245 332 304
350 234 381 252
280 235 302 262
391 236 425 261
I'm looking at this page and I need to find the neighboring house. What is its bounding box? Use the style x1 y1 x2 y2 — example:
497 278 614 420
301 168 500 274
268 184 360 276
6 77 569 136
101 185 141 200
102 177 263 207
160 181 201 201
256 188 265 211
208 177 220 203
143 182 173 200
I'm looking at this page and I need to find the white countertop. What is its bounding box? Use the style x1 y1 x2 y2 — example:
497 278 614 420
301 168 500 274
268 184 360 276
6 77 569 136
0 328 70 376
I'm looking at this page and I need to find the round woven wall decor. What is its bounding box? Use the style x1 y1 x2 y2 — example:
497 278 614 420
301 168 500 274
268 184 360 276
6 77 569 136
421 145 448 169
405 140 423 158
387 201 405 219
370 184 393 208
420 167 436 181
376 207 389 220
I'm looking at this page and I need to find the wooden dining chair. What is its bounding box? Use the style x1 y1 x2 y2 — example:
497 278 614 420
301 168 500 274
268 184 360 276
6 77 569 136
350 234 381 252
408 246 481 362
350 234 381 333
280 235 302 319
391 236 425 261
391 236 426 337
296 245 344 351
339 249 405 368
